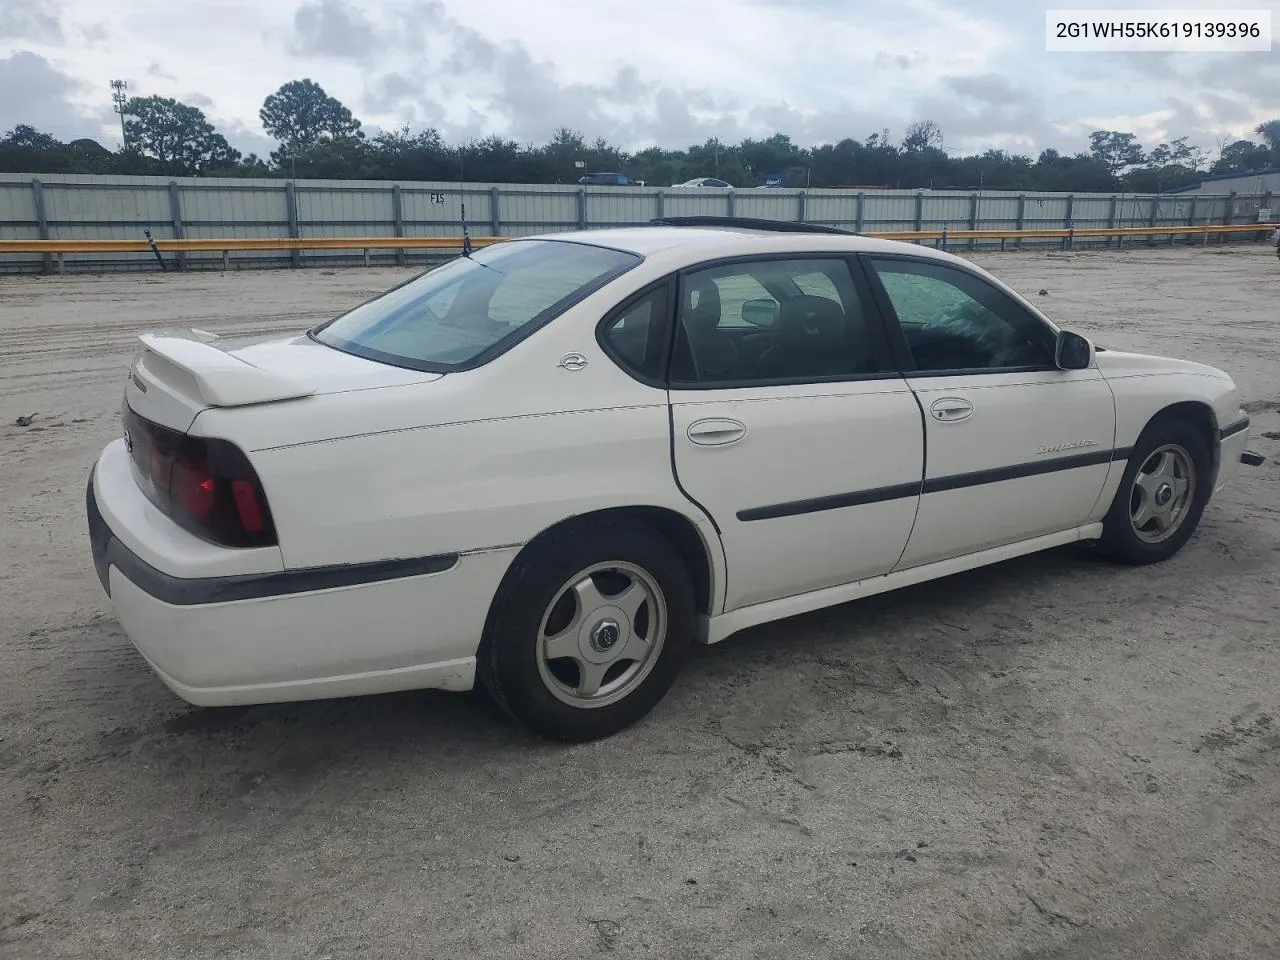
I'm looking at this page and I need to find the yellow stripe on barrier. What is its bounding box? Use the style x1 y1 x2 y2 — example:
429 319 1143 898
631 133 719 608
0 236 507 254
0 223 1272 255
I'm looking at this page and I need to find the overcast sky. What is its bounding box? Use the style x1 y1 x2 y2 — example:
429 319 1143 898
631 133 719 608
1 0 1277 159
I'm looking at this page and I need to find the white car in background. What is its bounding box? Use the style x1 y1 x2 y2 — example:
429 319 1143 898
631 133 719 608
671 177 734 188
87 216 1259 741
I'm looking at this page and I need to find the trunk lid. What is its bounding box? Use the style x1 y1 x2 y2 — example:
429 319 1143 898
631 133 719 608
124 327 441 433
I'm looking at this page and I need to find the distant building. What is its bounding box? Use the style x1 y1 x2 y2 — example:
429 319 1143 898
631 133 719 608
1164 167 1280 197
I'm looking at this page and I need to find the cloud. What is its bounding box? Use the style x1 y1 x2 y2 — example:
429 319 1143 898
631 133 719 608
290 0 379 61
2 0 1279 163
78 22 109 44
0 51 115 142
0 0 63 43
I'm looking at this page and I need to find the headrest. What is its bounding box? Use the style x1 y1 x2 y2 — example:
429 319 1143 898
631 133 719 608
776 295 845 340
684 279 722 332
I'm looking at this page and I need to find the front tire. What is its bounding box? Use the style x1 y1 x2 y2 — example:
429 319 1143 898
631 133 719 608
477 520 696 741
1100 416 1211 564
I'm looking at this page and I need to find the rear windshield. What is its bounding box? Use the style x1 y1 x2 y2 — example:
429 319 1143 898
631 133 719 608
311 239 641 371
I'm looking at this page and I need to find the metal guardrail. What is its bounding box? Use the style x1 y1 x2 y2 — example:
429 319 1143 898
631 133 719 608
0 223 1272 272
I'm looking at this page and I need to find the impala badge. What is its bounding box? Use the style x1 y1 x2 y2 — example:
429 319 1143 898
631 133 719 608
1037 439 1097 455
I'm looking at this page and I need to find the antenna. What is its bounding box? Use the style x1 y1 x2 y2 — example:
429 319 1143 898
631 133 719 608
111 80 129 149
459 149 473 257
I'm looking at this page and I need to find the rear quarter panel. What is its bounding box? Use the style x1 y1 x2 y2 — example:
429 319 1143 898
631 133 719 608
190 278 727 612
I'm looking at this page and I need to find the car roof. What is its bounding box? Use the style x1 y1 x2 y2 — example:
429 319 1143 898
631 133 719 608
519 224 963 263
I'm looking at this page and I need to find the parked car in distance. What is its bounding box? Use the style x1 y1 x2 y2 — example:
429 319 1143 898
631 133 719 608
578 172 644 186
671 177 733 188
87 216 1261 742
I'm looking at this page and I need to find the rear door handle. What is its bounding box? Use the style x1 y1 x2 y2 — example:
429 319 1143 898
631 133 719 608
688 418 747 446
930 397 973 422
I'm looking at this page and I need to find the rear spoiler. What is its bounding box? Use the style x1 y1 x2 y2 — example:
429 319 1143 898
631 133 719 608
137 329 316 407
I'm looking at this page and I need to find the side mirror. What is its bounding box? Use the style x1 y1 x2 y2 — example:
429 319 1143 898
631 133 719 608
741 298 779 327
1055 330 1093 370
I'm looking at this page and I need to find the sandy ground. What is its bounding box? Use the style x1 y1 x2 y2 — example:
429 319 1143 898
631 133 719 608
1 245 1279 960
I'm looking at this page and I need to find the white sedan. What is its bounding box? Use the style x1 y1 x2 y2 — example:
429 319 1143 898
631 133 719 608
87 217 1259 740
671 178 734 188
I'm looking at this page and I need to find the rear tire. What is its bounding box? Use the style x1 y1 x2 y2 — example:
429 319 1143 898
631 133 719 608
477 520 696 741
1100 416 1211 565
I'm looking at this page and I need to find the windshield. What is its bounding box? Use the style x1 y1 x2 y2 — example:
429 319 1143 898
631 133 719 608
311 239 641 371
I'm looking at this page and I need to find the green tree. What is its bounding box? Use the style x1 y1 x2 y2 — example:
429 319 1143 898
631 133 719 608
1210 139 1272 175
122 96 241 173
0 124 72 173
1088 130 1145 177
901 120 944 153
290 136 375 179
369 125 453 181
260 79 363 168
1255 120 1280 160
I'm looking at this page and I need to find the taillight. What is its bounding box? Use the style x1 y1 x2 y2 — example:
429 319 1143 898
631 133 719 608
122 405 277 548
172 444 215 520
230 479 265 533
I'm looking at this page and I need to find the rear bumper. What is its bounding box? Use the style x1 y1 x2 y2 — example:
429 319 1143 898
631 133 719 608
86 456 518 706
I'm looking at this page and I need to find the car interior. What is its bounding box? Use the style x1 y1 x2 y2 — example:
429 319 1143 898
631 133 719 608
670 263 881 382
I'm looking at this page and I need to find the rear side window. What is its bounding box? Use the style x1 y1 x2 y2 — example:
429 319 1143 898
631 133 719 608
598 287 670 382
312 240 640 371
670 257 886 385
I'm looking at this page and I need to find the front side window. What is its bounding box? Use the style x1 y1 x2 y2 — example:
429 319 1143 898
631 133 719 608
670 257 885 385
866 257 1055 372
313 240 640 371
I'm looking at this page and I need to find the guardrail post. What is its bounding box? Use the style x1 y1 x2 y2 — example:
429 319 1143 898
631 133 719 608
391 184 405 266
1223 190 1236 246
855 192 865 232
1015 194 1025 250
285 181 301 268
577 188 587 229
31 178 52 275
913 192 924 241
940 225 948 251
967 191 978 250
1261 191 1273 243
1187 196 1197 246
656 189 665 220
1063 194 1074 250
167 180 187 271
222 249 230 271
1106 194 1117 248
797 190 806 223
727 189 736 217
489 186 501 236
1147 195 1158 246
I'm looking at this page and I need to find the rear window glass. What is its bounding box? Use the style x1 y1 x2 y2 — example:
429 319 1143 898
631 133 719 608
312 240 641 371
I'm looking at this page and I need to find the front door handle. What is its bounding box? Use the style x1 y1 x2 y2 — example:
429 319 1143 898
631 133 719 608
930 397 973 422
688 418 747 446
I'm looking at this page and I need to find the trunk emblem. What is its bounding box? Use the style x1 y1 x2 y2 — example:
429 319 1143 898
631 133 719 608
558 353 588 371
122 429 133 453
131 372 148 393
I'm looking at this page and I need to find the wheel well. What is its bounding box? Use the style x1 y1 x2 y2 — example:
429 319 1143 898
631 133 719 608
1147 400 1219 477
513 507 715 616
